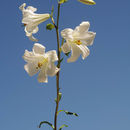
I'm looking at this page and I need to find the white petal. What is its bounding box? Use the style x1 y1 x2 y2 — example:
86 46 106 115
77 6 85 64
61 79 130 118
23 50 41 63
26 6 37 12
78 45 90 59
67 44 81 63
33 43 45 55
78 32 96 46
25 26 38 41
22 14 50 24
61 28 73 40
85 32 96 45
38 70 48 83
61 42 71 53
24 63 39 76
25 25 38 34
47 62 60 76
74 21 90 33
28 35 38 42
23 50 35 62
46 50 58 62
19 3 26 11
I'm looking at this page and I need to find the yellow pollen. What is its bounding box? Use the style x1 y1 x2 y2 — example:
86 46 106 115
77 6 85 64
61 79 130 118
38 62 42 68
36 58 48 69
74 40 82 45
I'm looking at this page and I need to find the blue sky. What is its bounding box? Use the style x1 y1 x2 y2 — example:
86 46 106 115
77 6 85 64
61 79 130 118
0 0 130 130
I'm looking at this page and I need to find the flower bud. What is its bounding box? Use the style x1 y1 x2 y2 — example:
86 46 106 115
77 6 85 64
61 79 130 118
78 0 96 5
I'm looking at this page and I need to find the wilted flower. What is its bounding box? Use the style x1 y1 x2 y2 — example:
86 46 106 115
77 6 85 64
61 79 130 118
61 21 96 62
23 43 59 83
19 3 50 41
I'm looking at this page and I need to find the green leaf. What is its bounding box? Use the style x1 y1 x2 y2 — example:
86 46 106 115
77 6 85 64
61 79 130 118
57 110 78 117
59 92 62 101
78 0 96 5
60 58 64 63
59 124 68 130
38 121 54 129
59 0 68 4
46 23 55 30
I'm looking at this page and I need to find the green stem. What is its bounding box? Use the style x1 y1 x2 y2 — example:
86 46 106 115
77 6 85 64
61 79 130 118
54 3 61 130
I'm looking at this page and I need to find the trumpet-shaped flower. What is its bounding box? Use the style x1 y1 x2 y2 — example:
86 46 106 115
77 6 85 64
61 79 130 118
61 21 96 62
23 43 59 83
19 3 50 41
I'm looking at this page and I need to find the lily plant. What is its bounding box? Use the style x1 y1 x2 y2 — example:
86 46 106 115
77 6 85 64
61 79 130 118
19 0 96 130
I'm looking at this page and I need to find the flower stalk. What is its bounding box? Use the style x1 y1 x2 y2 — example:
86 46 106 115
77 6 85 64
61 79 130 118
54 3 61 130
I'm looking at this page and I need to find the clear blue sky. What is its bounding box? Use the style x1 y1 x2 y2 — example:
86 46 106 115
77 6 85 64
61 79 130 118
0 0 130 130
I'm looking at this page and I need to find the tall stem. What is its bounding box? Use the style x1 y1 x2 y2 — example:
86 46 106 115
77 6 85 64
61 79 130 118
54 3 61 130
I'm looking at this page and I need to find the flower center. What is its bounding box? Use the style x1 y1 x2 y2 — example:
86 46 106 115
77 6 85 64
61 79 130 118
74 40 82 45
36 58 48 69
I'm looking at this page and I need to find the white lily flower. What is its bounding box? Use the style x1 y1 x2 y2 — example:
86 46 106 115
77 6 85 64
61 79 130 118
61 21 96 62
23 43 59 83
19 3 50 41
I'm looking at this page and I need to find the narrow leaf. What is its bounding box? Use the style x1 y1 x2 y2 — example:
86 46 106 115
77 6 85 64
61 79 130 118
59 124 68 130
55 92 62 103
59 92 62 101
57 110 78 117
38 121 54 129
60 58 64 63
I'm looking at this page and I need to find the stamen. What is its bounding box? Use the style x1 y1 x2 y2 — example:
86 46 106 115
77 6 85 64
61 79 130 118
36 58 48 69
21 24 27 27
74 40 82 45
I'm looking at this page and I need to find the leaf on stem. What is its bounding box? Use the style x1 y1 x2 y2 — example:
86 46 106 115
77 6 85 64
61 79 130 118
55 92 62 103
57 110 78 117
59 124 68 130
38 121 55 129
46 23 55 30
60 57 64 63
